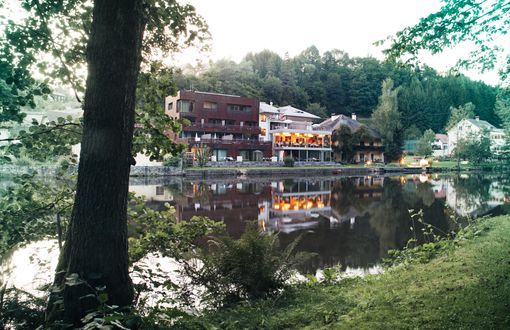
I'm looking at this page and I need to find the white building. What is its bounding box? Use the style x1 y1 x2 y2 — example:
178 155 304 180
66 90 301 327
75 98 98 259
447 117 506 156
432 134 449 158
258 102 332 162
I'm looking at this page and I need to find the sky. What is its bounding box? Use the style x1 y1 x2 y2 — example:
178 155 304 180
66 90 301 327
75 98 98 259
177 0 501 85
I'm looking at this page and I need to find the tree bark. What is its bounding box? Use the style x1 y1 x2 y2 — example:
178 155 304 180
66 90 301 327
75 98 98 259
46 0 144 325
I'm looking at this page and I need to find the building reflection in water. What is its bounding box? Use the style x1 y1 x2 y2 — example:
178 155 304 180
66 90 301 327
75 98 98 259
129 173 510 274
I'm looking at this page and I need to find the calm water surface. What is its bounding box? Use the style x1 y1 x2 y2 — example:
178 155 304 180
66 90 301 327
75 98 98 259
130 173 510 273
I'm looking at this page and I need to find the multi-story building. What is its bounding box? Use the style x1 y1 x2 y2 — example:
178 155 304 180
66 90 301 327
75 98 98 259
447 117 506 156
165 91 271 161
316 114 384 163
259 102 332 162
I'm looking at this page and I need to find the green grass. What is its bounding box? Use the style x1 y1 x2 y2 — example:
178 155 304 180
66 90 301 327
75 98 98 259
178 216 510 329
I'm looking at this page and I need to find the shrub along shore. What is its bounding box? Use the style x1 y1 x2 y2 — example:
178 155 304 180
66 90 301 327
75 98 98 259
178 215 510 329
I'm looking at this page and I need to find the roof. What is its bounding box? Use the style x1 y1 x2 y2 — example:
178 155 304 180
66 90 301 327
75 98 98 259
259 102 279 114
435 134 448 143
315 114 382 138
278 105 320 119
465 118 496 130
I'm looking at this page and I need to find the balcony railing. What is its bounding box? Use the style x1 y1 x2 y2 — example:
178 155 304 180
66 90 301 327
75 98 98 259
186 138 272 149
183 123 261 134
274 142 331 149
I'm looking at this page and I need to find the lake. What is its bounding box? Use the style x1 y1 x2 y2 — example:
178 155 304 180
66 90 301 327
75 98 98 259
1 172 510 293
129 173 510 274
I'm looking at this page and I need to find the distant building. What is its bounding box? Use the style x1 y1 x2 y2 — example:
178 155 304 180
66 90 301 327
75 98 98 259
447 117 505 156
259 102 332 162
316 114 384 163
432 134 448 157
165 91 271 161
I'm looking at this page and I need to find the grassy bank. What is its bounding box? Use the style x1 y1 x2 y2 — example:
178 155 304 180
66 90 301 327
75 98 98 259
180 216 510 329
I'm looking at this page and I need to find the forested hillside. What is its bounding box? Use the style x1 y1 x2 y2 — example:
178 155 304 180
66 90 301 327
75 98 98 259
174 46 499 133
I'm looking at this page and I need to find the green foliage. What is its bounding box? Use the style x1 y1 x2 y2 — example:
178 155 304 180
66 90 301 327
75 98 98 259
305 102 327 119
403 125 422 140
180 225 313 307
1 116 81 163
128 193 223 263
371 78 403 161
383 0 510 83
195 145 210 167
332 125 355 162
0 170 74 255
175 47 498 132
132 63 186 162
454 131 492 163
416 129 435 157
163 155 181 167
283 156 295 167
446 102 476 131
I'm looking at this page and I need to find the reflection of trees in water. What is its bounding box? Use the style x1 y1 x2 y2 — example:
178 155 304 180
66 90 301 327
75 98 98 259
451 174 491 209
281 177 453 272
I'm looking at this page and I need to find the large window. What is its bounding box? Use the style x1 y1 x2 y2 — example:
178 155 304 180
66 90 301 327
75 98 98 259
203 101 217 110
228 104 252 113
177 100 193 113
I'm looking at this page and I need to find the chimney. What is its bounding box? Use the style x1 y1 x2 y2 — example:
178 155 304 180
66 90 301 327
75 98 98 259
352 113 357 120
475 116 479 121
269 101 273 106
331 113 336 119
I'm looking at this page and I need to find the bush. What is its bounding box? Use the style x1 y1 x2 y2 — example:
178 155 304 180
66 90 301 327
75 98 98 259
163 156 181 167
283 156 295 167
180 225 312 307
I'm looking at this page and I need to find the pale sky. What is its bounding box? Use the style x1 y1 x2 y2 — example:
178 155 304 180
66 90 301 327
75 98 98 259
177 0 501 85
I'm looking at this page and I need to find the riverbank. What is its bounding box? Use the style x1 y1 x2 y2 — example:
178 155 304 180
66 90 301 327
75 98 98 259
180 215 510 329
1 161 509 178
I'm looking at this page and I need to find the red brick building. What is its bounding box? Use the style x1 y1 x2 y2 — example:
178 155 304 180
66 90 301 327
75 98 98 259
165 91 271 161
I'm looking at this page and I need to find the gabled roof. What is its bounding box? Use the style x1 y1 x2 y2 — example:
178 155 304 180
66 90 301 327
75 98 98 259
259 102 279 114
435 134 448 143
315 114 382 138
278 105 320 119
464 118 496 130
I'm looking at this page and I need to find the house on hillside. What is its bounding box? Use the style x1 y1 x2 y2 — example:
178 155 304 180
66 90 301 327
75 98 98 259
447 117 505 156
315 114 384 163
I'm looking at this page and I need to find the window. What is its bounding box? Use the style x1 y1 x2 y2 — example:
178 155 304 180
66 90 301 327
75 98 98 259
177 100 193 113
228 104 252 113
209 118 222 125
156 186 164 195
167 102 173 111
203 101 217 110
260 114 267 122
260 128 267 136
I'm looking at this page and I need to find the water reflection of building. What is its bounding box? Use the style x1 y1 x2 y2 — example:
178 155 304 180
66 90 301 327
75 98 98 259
444 175 509 217
259 180 333 233
129 185 174 202
173 181 271 237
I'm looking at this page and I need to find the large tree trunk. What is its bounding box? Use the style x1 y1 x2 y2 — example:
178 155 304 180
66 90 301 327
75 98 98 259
46 0 144 325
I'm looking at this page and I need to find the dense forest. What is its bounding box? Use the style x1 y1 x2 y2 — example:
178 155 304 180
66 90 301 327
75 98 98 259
174 46 499 134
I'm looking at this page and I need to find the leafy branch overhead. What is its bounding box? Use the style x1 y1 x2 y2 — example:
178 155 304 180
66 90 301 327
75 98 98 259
1 0 210 162
382 0 510 80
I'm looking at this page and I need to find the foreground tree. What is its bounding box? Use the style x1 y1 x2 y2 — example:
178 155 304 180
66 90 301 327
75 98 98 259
0 0 207 325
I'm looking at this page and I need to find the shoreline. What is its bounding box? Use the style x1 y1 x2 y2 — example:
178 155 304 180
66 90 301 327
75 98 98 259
0 163 507 179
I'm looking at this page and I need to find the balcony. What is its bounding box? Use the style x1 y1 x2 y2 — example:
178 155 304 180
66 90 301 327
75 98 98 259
273 141 332 150
186 138 272 149
183 123 261 134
